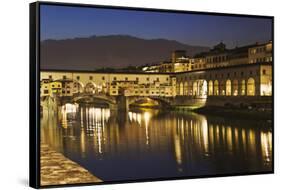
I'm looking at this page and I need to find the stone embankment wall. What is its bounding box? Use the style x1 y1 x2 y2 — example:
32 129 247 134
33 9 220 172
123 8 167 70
40 143 101 186
172 96 272 109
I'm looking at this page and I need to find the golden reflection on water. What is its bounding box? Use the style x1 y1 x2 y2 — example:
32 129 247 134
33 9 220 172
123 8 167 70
261 132 272 164
41 103 272 173
80 128 86 157
209 124 214 153
82 107 110 154
202 121 208 154
248 129 257 156
241 129 246 152
226 126 233 152
60 103 79 129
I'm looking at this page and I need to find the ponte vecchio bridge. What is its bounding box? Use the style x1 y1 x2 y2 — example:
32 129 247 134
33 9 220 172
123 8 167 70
41 62 272 110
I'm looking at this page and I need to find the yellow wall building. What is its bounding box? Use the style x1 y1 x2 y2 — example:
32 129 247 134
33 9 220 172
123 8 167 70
40 80 62 97
142 41 272 73
40 71 175 97
249 41 272 64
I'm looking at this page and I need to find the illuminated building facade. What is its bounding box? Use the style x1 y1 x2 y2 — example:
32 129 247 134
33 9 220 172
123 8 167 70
206 41 272 69
249 41 273 64
40 79 62 97
190 56 207 70
142 50 192 73
40 71 176 97
40 42 272 99
142 41 272 72
175 62 272 97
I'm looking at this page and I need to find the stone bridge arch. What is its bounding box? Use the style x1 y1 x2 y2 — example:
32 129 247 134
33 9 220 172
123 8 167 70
72 93 116 107
127 96 171 108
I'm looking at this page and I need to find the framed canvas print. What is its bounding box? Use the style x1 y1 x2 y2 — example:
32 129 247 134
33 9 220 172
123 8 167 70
29 1 274 188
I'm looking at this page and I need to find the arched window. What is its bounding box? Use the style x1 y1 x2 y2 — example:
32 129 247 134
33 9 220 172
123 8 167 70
226 80 231 96
241 80 246 95
208 80 213 96
201 80 208 98
184 82 188 95
179 82 184 96
193 81 198 96
189 81 193 95
261 79 272 96
85 82 96 94
214 80 219 96
73 81 84 94
232 80 238 96
176 83 180 95
247 78 255 96
220 81 225 96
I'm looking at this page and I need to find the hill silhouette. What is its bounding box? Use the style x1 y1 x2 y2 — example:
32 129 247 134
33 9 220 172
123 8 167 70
41 35 209 71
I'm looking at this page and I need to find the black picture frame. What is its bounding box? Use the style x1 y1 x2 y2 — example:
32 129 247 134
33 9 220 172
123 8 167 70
30 1 274 188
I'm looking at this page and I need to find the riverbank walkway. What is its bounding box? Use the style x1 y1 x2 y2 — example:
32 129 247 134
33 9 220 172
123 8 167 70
40 143 102 186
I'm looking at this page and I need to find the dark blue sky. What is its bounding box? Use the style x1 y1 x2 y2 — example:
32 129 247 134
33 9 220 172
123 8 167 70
40 4 272 48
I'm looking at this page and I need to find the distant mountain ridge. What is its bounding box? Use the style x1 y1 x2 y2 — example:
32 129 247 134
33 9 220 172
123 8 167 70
41 35 210 71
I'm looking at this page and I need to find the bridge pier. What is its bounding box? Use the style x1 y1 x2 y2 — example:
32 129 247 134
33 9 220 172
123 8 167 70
116 95 129 112
108 103 117 110
41 96 59 115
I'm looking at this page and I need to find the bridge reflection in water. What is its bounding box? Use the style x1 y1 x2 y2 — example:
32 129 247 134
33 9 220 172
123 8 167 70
41 103 272 181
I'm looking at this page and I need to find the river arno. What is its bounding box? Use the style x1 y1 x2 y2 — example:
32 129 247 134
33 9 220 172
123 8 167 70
41 103 272 182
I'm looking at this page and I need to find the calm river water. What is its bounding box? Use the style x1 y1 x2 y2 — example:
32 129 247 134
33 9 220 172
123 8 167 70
41 103 272 182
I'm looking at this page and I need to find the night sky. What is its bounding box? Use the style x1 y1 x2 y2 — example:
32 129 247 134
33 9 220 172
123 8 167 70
40 4 272 48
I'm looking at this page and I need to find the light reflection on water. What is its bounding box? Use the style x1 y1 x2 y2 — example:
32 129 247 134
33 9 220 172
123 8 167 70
41 103 272 181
